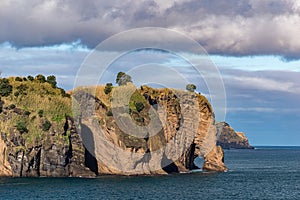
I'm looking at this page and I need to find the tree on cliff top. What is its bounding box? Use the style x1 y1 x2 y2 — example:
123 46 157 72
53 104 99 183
116 72 132 86
46 75 57 88
104 83 113 94
186 84 196 92
35 74 46 83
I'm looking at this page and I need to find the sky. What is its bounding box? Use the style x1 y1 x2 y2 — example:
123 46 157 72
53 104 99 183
0 0 299 146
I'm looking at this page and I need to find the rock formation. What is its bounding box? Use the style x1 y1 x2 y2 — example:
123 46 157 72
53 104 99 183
203 146 227 171
0 114 96 177
73 84 227 174
216 122 254 149
0 77 227 177
0 137 12 176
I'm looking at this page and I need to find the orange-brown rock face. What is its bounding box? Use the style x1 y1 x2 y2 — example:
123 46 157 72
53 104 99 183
203 146 228 172
0 137 12 176
74 85 227 175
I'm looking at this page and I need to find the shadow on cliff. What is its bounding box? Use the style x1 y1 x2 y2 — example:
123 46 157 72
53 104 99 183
81 124 99 176
161 152 179 173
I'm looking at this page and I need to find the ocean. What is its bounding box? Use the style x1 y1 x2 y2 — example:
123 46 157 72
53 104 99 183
1 147 300 200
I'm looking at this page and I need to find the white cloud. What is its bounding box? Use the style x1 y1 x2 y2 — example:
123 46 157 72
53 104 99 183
220 67 300 95
228 107 300 113
227 107 276 112
232 76 295 93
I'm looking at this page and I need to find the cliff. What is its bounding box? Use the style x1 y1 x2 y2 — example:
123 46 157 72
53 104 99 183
0 77 95 177
0 77 227 177
216 122 254 149
73 84 227 174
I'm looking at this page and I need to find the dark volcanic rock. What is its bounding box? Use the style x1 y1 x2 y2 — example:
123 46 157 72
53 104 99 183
1 115 96 177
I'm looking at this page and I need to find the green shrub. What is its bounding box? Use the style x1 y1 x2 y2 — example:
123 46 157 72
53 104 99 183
23 77 27 81
15 77 23 82
116 72 125 84
0 78 13 97
31 115 36 121
59 88 70 98
104 83 113 94
27 75 34 81
135 116 144 123
16 84 28 95
186 84 196 92
16 121 28 133
42 120 52 131
107 110 113 116
46 75 57 88
135 102 144 112
35 74 46 83
38 110 44 117
14 91 20 97
116 72 132 86
9 104 16 109
63 93 71 98
25 111 31 116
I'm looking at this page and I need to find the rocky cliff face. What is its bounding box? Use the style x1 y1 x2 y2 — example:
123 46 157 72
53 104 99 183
73 85 227 175
0 78 227 177
203 146 227 171
216 122 254 149
0 78 96 177
0 136 12 176
0 111 95 177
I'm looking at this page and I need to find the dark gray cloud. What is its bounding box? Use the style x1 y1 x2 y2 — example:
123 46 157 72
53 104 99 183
0 0 300 59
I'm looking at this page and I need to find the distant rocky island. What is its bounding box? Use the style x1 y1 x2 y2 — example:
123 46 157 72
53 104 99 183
216 122 254 149
0 74 251 177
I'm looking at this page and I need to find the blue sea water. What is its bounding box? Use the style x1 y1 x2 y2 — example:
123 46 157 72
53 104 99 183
1 147 300 200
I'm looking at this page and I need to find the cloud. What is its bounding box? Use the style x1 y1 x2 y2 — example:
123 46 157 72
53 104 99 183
0 40 89 89
221 68 300 94
227 107 276 113
227 107 300 113
218 68 300 130
231 76 296 93
0 0 300 59
211 55 300 71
